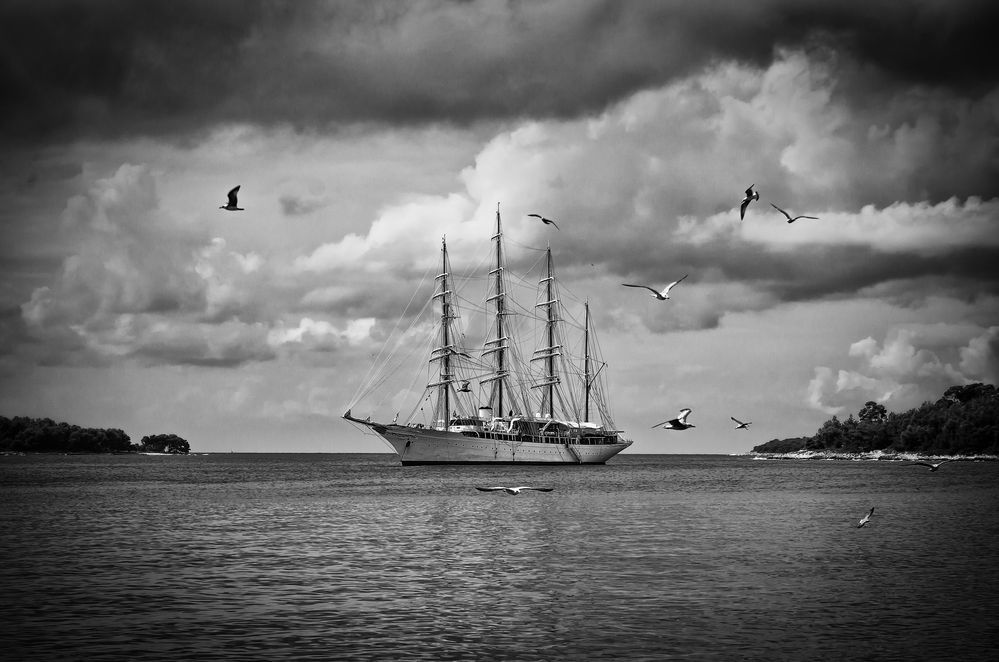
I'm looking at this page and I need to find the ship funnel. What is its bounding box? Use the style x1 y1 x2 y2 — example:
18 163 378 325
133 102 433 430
478 406 493 420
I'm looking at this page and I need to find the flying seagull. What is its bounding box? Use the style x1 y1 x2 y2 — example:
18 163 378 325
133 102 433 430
911 459 955 472
653 408 695 430
770 203 817 224
731 417 752 430
219 185 244 211
857 507 875 528
475 486 554 495
622 274 688 300
527 213 559 230
458 380 472 393
740 185 759 220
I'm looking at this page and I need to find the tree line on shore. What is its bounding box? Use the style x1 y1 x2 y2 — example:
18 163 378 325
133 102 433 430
753 383 999 456
0 416 190 454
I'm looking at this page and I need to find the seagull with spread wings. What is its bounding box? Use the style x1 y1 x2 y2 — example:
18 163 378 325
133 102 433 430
770 202 817 224
219 185 244 211
476 486 554 495
857 507 875 528
740 185 759 220
622 274 688 300
731 417 752 430
527 213 559 230
653 408 695 430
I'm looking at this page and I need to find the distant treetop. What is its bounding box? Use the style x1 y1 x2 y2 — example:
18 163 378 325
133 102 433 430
753 383 998 456
0 416 190 454
139 434 190 454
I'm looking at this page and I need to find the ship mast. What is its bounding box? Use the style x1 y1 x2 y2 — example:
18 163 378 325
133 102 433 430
482 203 509 417
532 245 561 418
584 301 591 423
429 236 454 428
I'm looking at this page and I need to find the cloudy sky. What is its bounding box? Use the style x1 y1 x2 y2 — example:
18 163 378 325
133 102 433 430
2 0 997 454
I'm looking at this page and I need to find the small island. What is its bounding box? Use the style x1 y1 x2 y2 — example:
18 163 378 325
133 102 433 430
0 416 190 454
752 383 998 459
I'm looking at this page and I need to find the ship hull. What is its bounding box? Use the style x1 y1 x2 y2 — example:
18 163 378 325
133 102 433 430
370 423 631 465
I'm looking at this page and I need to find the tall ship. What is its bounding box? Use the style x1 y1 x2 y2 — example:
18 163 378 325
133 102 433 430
343 205 632 464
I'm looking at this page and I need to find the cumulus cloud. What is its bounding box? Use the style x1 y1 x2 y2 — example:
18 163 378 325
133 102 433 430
133 318 275 367
195 237 268 323
293 193 478 274
807 323 999 415
806 366 838 415
21 164 204 327
959 326 999 384
17 164 278 367
286 48 999 332
267 316 375 352
687 197 999 255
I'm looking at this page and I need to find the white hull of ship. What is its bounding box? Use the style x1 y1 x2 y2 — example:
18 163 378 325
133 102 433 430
373 424 631 465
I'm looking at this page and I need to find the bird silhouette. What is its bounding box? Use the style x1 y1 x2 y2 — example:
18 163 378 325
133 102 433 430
911 459 955 472
476 486 554 495
740 185 759 220
770 203 817 224
457 380 472 393
857 507 875 528
219 185 244 211
622 275 688 300
731 417 751 430
527 213 559 230
653 408 695 430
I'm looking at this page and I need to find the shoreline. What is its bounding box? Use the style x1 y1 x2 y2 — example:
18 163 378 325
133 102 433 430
746 449 998 462
0 450 189 456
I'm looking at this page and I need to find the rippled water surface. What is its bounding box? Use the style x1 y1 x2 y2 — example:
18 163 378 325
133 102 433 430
2 453 998 660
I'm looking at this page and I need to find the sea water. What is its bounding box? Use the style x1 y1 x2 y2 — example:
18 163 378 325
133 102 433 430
1 453 997 661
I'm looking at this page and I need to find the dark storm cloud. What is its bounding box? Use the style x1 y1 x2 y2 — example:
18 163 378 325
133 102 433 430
131 322 277 368
752 245 999 304
609 236 999 317
3 0 997 142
